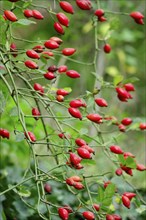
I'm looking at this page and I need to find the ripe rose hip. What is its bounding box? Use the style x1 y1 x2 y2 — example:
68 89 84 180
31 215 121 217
122 195 131 209
4 10 18 22
112 214 122 220
68 107 82 119
62 48 76 56
56 89 69 96
86 113 102 123
106 214 114 220
66 178 74 186
59 1 74 14
66 70 80 78
77 147 91 159
24 131 36 142
134 18 144 25
44 183 52 194
76 0 92 10
136 163 146 171
123 152 135 159
0 129 10 139
70 175 82 182
81 145 94 154
34 83 44 95
123 192 136 200
130 11 144 20
98 16 107 22
118 124 126 132
54 22 65 35
26 50 40 59
74 182 84 190
120 165 133 176
42 51 54 58
82 211 95 220
103 43 111 53
10 43 18 57
63 205 73 213
58 207 69 220
110 145 123 154
95 98 108 107
69 99 86 108
48 65 58 72
94 9 104 17
58 65 68 73
93 204 100 211
32 10 44 19
139 123 146 130
70 152 82 165
121 118 132 126
124 83 135 91
44 40 59 49
24 9 33 18
25 60 38 69
56 12 69 27
115 168 123 176
50 36 63 44
33 45 44 53
56 95 64 102
32 107 41 120
44 72 56 80
75 138 86 146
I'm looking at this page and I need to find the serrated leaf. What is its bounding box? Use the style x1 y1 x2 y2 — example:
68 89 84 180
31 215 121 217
118 154 126 165
104 183 116 198
0 91 6 114
98 186 104 202
14 19 36 26
15 133 25 142
102 198 112 206
113 75 124 86
125 157 137 169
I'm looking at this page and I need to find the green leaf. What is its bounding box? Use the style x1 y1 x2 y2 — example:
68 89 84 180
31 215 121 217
118 154 126 165
14 19 36 26
98 186 104 202
0 91 6 114
122 77 139 84
10 107 18 116
113 75 124 86
136 205 146 214
16 185 31 197
23 2 32 8
102 198 112 206
81 159 96 165
104 183 116 199
125 157 137 169
15 133 25 142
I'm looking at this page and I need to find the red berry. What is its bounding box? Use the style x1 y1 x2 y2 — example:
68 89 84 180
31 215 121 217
69 99 86 108
44 40 59 49
95 98 108 107
106 214 114 220
4 10 18 22
10 43 17 57
56 89 69 96
116 87 130 101
44 183 52 194
25 60 38 69
54 22 65 35
103 43 111 53
62 48 76 56
48 65 58 72
0 129 10 139
42 51 54 58
59 1 74 14
121 118 132 126
77 147 91 159
74 182 84 190
32 10 44 19
58 133 69 139
124 83 135 91
136 164 146 171
120 165 133 176
76 0 92 10
33 45 44 53
49 36 63 44
34 83 44 95
58 65 68 73
110 145 123 154
70 152 82 166
98 16 107 22
104 181 111 189
70 175 82 182
32 108 41 120
66 178 74 186
66 70 80 78
56 12 69 27
81 145 95 154
139 123 146 130
24 9 33 18
94 9 104 17
130 11 144 20
82 211 95 220
86 113 102 123
58 207 69 220
26 50 40 59
112 214 122 220
115 168 123 176
122 195 131 209
118 124 126 132
68 107 82 119
56 95 64 102
75 163 84 169
93 204 100 211
75 138 86 146
44 72 56 80
123 152 135 159
123 192 136 200
24 131 36 142
63 205 73 213
134 18 144 25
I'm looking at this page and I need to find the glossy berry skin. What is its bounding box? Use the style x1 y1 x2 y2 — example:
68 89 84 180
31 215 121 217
48 65 58 72
106 214 114 220
93 204 100 211
58 65 68 73
32 10 44 19
62 48 76 56
75 138 86 146
82 211 95 220
69 99 86 108
121 118 132 126
0 129 10 139
118 124 126 132
25 60 38 69
59 1 74 14
124 83 135 91
42 51 54 58
66 178 75 186
44 40 59 49
24 131 36 142
123 152 135 159
58 207 69 220
70 152 82 165
34 83 44 95
56 95 64 102
115 168 123 176
98 16 107 22
50 36 63 44
136 164 146 171
86 113 102 123
94 9 104 17
134 18 144 25
44 72 56 80
10 43 17 57
139 123 146 130
120 165 133 176
68 107 82 119
54 22 64 35
56 89 69 96
112 214 122 220
32 108 41 120
4 10 18 22
33 45 44 53
103 44 111 53
130 11 144 20
123 192 136 200
56 12 69 27
95 98 108 107
77 147 91 159
26 50 40 59
110 145 123 154
81 145 94 154
63 205 73 213
24 9 33 18
76 0 92 10
116 87 131 101
122 195 131 209
71 175 82 182
74 182 84 190
44 183 52 194
66 70 80 79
